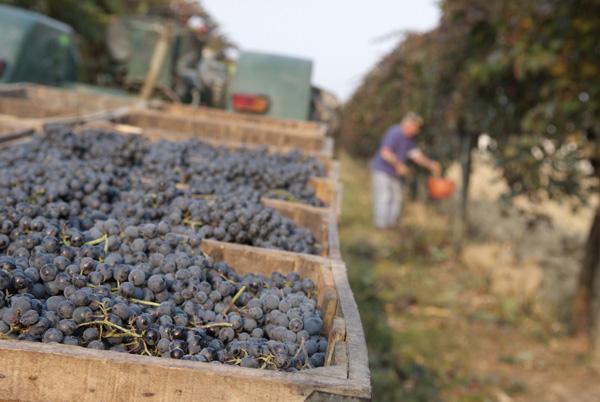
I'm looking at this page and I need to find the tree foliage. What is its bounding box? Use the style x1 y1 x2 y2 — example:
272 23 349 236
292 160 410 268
344 0 599 203
343 0 600 335
341 32 444 160
475 0 600 206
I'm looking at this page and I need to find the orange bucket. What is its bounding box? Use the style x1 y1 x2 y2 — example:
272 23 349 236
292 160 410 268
427 176 455 199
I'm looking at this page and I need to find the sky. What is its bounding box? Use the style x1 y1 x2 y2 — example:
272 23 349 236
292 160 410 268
200 1 442 103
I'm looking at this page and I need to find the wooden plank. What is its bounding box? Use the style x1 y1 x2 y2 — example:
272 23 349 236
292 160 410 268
0 136 32 150
0 123 33 143
308 177 343 222
0 101 132 133
325 317 346 367
0 97 81 119
331 262 371 388
113 110 332 156
0 83 146 111
0 341 369 402
149 101 328 136
325 211 343 262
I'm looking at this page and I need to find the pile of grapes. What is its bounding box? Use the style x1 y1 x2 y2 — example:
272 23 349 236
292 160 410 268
0 126 327 255
0 126 331 371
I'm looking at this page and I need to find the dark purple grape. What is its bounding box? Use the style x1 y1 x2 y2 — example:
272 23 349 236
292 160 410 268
42 328 64 343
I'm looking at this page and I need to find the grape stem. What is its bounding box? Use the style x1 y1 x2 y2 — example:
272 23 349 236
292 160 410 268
266 189 300 203
223 285 246 314
78 319 142 339
196 322 232 329
127 298 160 307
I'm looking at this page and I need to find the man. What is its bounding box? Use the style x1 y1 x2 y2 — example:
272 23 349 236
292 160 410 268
370 112 441 229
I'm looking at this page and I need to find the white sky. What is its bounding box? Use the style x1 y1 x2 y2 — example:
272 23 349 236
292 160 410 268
200 1 441 102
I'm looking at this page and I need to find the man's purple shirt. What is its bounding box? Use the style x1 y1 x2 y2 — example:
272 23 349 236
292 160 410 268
370 123 418 178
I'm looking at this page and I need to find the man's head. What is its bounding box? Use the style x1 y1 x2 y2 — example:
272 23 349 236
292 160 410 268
401 111 423 136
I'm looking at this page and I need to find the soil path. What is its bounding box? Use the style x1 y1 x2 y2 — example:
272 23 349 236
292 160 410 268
423 156 600 401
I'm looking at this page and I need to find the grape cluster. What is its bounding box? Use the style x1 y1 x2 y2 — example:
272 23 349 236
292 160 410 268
0 125 326 255
0 201 327 371
0 125 333 371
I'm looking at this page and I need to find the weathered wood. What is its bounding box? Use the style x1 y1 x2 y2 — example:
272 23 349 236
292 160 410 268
0 99 128 132
0 123 33 144
328 160 341 183
113 109 333 157
0 136 32 150
149 101 328 136
308 177 343 222
0 340 369 402
325 318 346 367
331 262 371 389
0 83 145 111
0 97 81 119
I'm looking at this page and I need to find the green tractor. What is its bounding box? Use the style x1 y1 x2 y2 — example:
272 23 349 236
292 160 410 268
227 50 342 137
0 4 227 103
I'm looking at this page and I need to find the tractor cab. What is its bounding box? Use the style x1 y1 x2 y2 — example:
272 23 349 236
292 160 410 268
227 51 313 121
0 4 79 85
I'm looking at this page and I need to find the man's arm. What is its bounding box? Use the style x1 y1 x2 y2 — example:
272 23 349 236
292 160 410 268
381 146 409 177
410 151 441 176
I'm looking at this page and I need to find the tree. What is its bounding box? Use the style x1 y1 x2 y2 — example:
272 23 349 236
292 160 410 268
343 0 600 349
436 0 600 345
341 1 508 233
474 0 600 341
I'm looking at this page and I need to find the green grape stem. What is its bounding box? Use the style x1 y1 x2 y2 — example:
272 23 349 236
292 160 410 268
223 285 246 314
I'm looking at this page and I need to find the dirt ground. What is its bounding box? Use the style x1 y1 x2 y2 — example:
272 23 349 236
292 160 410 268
425 154 600 401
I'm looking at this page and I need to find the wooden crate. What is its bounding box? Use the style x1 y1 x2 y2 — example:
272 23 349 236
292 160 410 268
112 109 334 158
262 199 342 262
0 97 127 132
0 123 342 260
0 83 141 131
145 126 336 179
134 180 340 261
84 120 338 181
0 82 145 111
148 101 328 136
89 120 342 258
0 240 370 401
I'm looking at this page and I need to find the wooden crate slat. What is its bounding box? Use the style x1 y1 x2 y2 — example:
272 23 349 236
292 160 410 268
331 262 371 387
0 340 367 402
114 110 331 156
0 122 33 144
0 82 145 111
150 101 328 136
